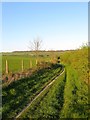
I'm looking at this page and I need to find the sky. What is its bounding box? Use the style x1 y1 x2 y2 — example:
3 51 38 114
2 2 88 52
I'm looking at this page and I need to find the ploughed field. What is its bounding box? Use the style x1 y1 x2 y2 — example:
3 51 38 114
2 48 89 119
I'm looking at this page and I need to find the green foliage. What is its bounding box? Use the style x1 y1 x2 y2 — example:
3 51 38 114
60 48 89 119
2 64 62 119
79 42 88 49
19 68 66 119
9 89 16 95
2 48 89 119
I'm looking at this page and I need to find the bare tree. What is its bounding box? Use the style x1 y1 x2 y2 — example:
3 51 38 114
29 37 42 65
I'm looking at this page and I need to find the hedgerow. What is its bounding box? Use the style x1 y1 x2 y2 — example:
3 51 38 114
60 47 89 118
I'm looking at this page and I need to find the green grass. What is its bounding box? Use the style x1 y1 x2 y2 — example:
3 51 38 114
19 67 66 119
2 55 50 73
2 47 89 119
60 47 89 118
2 55 34 73
19 48 89 119
2 64 62 119
60 66 88 118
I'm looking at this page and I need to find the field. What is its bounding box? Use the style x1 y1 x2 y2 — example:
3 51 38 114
2 47 89 119
2 55 49 74
2 51 62 74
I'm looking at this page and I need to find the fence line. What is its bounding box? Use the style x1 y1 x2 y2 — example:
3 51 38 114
4 57 58 74
5 59 36 74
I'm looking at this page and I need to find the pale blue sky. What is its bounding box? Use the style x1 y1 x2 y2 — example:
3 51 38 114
2 2 88 52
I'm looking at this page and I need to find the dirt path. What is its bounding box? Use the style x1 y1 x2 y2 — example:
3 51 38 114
15 68 65 119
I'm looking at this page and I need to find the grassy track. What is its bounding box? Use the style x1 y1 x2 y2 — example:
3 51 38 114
2 47 89 119
18 67 66 119
2 64 62 119
60 66 88 118
18 47 89 119
16 68 65 119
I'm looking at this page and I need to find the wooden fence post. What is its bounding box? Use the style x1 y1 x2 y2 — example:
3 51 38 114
6 59 8 74
30 60 32 68
22 59 24 72
36 59 37 66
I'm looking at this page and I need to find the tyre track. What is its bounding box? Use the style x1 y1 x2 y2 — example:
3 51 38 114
15 68 65 119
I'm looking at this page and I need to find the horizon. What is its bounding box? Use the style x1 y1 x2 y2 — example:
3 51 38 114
2 2 88 52
1 47 84 53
